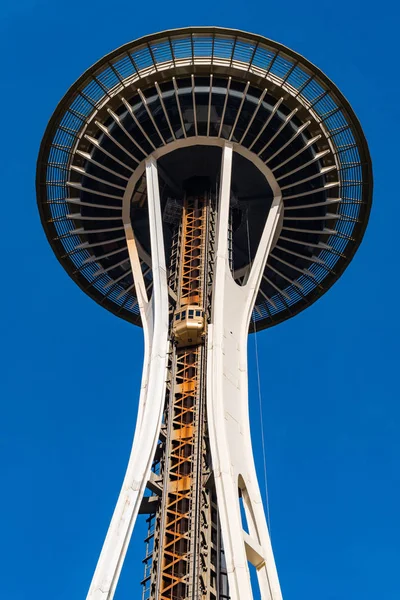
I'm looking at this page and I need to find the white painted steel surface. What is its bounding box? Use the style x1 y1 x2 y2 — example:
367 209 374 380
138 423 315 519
87 158 169 600
207 143 283 600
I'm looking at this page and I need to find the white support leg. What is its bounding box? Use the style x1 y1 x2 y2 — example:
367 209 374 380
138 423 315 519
86 157 169 600
207 142 283 600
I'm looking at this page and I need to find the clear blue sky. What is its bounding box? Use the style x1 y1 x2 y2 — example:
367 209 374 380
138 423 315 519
1 1 398 599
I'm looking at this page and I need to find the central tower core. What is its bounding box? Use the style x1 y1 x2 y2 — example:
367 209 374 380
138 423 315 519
152 181 222 599
130 142 283 600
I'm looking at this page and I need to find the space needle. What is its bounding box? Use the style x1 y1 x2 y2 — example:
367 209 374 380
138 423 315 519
36 27 372 600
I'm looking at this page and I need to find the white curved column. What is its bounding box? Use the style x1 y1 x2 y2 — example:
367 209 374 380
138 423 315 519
207 142 283 600
87 157 169 600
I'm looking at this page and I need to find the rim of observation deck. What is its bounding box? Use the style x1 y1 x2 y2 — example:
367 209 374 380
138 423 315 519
37 26 373 330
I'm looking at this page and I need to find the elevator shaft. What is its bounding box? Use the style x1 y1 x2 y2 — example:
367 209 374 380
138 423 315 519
160 192 208 600
142 187 229 600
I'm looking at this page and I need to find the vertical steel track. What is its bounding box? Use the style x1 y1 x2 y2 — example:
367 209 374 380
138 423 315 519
142 189 229 600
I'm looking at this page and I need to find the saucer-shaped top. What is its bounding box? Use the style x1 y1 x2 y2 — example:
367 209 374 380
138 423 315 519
37 27 372 330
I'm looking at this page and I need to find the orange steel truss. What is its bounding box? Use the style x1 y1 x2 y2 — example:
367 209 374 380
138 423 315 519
159 346 201 598
159 194 207 599
146 191 228 600
179 196 206 306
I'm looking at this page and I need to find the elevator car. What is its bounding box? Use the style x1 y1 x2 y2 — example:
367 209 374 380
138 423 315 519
173 305 205 347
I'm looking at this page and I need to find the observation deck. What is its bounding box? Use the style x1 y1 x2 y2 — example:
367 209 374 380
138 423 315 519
37 27 372 330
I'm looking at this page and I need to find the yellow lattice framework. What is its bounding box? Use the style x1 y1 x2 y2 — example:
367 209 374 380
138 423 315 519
179 197 206 306
159 195 207 599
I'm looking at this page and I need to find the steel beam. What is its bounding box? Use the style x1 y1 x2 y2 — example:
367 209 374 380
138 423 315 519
86 157 169 600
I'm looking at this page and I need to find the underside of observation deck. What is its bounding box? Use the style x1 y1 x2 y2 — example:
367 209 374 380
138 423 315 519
37 26 372 332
